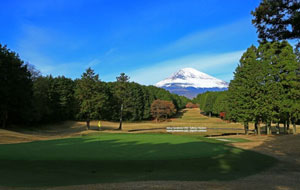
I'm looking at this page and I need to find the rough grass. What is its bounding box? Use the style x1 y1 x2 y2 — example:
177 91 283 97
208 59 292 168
88 108 246 135
0 133 276 187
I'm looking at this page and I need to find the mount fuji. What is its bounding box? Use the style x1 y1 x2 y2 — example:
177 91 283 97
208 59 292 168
155 68 229 99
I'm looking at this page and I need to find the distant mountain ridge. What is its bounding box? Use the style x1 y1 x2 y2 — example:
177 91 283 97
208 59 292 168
155 68 228 98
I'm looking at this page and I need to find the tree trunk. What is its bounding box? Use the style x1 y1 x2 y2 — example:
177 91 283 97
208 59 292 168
209 112 211 117
86 119 90 130
266 123 271 135
293 122 297 135
244 122 249 135
255 122 261 135
257 122 261 135
276 123 280 134
284 121 287 134
118 104 123 130
287 119 290 134
1 111 8 129
254 122 258 135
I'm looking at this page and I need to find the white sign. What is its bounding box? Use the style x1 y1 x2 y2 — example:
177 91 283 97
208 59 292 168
166 127 207 132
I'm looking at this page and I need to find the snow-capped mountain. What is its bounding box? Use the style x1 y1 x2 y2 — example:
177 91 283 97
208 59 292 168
155 68 228 98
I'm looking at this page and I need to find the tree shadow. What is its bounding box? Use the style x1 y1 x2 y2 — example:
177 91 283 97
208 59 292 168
246 134 300 165
88 126 117 131
227 134 300 189
0 134 276 187
10 121 88 136
174 110 187 119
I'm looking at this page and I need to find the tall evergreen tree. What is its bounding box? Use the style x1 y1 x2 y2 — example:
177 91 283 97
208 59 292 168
0 45 33 128
228 41 300 135
75 68 108 129
32 76 54 123
272 42 299 133
114 73 130 130
228 46 262 134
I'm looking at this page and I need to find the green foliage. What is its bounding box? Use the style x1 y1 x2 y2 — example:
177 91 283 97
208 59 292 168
0 44 33 128
0 45 191 127
212 91 228 116
75 68 109 125
116 72 130 82
203 92 218 115
228 41 300 127
105 82 188 121
194 41 300 128
228 45 262 123
32 76 77 123
193 91 229 118
2 42 298 129
252 0 300 48
146 85 189 111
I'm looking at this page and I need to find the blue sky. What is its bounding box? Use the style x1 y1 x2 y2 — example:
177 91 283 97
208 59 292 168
0 0 261 84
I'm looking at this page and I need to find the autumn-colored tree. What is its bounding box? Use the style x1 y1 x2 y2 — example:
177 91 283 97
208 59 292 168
185 102 198 108
151 99 176 122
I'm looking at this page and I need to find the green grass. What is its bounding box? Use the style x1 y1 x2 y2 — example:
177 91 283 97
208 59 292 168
0 133 276 187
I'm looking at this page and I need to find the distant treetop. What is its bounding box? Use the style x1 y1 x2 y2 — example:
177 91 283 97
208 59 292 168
116 73 130 82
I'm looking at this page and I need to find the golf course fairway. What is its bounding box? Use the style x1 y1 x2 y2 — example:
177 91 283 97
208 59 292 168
0 133 276 187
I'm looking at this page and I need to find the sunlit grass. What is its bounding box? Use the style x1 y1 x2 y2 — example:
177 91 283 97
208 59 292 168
84 108 246 135
0 133 276 187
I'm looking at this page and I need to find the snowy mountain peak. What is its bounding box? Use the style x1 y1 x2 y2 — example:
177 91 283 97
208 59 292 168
155 68 229 88
170 68 215 80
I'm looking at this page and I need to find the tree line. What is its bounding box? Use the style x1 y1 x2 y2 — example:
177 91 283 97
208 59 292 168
193 91 228 118
194 41 300 134
194 0 300 135
0 44 189 129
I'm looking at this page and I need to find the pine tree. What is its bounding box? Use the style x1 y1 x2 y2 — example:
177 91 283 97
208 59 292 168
75 68 108 129
274 42 299 133
228 46 261 134
114 73 130 130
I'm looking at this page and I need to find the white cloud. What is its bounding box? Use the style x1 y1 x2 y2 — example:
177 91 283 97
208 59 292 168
159 17 252 54
15 24 116 78
127 18 251 85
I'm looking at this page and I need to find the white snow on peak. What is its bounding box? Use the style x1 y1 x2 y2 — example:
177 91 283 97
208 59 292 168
155 68 228 88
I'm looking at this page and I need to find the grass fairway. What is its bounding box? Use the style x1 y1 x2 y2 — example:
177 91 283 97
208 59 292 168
0 133 276 187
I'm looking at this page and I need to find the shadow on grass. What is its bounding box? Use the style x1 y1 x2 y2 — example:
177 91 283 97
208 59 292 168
0 134 277 187
174 110 187 119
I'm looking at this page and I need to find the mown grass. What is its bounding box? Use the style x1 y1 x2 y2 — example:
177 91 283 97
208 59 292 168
0 133 276 187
